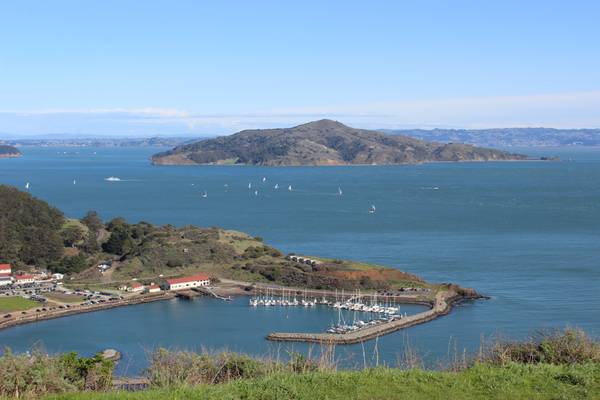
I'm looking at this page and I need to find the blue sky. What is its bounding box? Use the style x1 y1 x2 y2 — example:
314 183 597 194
1 0 600 137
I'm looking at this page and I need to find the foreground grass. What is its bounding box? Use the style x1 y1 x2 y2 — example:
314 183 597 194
49 363 600 400
0 296 38 312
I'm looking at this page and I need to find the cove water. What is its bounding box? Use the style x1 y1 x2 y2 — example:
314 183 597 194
0 146 599 374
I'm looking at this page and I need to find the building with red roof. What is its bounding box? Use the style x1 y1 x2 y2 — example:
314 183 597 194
0 264 11 274
166 274 210 291
147 284 161 294
128 281 145 292
14 274 35 285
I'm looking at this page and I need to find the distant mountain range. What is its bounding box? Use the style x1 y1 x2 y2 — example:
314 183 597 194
151 120 527 166
1 137 194 148
382 128 600 147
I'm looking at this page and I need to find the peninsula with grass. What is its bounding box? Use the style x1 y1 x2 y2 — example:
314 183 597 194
151 120 528 166
0 184 480 338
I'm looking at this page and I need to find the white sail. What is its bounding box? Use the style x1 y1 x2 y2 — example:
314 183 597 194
288 185 292 191
25 182 29 189
202 190 208 198
248 182 252 189
262 177 266 182
274 184 279 189
338 187 343 195
254 190 258 196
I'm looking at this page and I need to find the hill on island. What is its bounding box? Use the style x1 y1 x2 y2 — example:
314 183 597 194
151 120 527 166
0 145 21 158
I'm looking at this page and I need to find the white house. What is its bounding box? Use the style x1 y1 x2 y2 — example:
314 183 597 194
166 274 210 291
128 282 145 292
147 284 161 294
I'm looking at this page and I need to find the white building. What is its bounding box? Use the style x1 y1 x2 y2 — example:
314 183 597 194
147 284 161 294
166 274 210 291
128 282 145 292
14 274 35 285
52 273 65 281
0 273 12 286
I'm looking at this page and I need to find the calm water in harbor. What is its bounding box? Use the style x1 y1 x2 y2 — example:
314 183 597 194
1 146 599 374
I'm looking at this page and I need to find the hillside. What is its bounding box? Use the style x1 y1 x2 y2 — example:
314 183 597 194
75 221 430 293
383 127 600 147
151 120 527 166
0 185 65 267
0 144 21 158
0 185 430 292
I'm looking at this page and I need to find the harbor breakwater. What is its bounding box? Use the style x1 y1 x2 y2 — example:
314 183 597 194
266 285 481 344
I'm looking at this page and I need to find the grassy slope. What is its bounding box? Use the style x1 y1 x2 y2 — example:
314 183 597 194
0 296 39 312
49 363 600 400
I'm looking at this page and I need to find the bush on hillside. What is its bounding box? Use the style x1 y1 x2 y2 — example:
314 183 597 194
481 328 600 365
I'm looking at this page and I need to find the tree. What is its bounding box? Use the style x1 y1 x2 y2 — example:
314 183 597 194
81 210 103 233
81 232 100 254
62 225 85 247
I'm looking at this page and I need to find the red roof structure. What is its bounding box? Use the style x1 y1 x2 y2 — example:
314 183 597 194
0 264 11 270
166 274 210 285
15 274 34 280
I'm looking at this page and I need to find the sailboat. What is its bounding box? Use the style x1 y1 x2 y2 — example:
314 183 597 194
25 182 30 190
338 187 343 196
369 204 376 214
248 182 252 189
73 179 76 185
254 190 258 196
202 190 208 198
262 177 266 182
274 184 279 189
288 185 293 191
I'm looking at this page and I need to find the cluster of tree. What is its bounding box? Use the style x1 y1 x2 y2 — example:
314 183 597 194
0 185 65 267
0 185 108 275
102 218 155 256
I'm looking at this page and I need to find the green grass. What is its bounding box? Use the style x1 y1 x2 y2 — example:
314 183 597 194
0 296 39 312
47 363 600 400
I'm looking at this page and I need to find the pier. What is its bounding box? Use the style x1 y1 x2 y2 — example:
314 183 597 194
266 289 468 344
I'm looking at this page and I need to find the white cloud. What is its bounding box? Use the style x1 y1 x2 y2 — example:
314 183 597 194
1 91 600 137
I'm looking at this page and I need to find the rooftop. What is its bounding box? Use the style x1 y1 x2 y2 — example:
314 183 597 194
167 274 210 285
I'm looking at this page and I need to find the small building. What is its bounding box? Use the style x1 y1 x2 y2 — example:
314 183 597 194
166 274 210 291
147 284 161 294
0 264 11 274
128 282 145 293
14 274 35 285
52 273 65 281
0 272 12 286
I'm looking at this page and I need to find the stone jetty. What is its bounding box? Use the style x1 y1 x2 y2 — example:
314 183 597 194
267 287 479 344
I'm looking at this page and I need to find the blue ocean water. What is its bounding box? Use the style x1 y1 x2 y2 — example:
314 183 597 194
0 146 599 373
